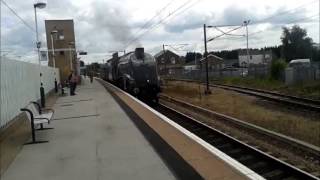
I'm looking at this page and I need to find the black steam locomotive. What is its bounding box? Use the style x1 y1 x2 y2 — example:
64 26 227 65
101 47 160 103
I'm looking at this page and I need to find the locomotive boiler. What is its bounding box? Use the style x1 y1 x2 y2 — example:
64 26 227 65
104 47 160 103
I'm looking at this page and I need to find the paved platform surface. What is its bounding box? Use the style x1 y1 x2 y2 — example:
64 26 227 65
2 78 176 180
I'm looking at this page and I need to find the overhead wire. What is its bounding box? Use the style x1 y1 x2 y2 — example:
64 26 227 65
252 0 318 25
124 0 193 48
124 0 197 49
132 0 175 37
1 0 35 33
250 14 319 37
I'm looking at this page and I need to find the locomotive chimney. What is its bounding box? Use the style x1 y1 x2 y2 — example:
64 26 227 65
112 52 118 59
135 47 144 59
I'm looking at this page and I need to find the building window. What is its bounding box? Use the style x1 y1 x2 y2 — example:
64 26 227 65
58 30 64 40
60 51 64 55
250 55 252 59
170 57 176 64
161 58 165 63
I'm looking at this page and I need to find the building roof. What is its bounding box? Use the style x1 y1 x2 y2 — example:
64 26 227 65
200 54 223 62
289 59 310 64
154 50 178 58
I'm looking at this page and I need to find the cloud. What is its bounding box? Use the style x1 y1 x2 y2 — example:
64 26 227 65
85 0 140 49
1 0 318 64
253 6 308 25
164 11 213 33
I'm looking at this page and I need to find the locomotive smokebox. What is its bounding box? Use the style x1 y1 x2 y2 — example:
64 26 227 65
135 47 144 59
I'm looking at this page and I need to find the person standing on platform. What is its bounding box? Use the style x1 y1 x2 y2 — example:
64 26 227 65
68 70 73 87
69 71 78 96
90 71 93 83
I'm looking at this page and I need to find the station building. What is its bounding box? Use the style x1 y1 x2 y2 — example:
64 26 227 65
45 19 77 82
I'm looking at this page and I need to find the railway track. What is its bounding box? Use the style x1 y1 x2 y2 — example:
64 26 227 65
154 102 320 180
163 78 320 112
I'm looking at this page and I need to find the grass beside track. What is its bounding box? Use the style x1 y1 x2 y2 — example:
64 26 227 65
161 80 320 147
218 77 320 100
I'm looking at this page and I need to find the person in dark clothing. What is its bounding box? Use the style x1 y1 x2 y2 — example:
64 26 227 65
89 71 93 83
68 71 78 96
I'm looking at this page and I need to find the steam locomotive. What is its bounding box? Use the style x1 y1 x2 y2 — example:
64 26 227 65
101 47 160 103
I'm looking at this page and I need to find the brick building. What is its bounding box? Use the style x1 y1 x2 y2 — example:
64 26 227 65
45 19 77 82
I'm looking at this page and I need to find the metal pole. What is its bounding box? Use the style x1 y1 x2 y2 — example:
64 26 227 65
194 51 196 65
245 20 250 66
50 34 56 68
34 6 45 107
51 33 58 93
34 7 41 66
203 24 210 94
69 46 73 71
163 44 166 76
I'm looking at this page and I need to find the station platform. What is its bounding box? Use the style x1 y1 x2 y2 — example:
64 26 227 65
2 79 175 180
2 78 252 180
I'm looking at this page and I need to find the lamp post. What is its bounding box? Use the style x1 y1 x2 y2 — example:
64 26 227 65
34 1 46 107
162 44 167 76
244 20 250 66
203 24 211 94
51 30 58 92
68 42 75 72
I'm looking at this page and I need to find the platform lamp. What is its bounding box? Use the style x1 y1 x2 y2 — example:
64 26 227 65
68 42 75 72
50 30 58 93
34 1 46 107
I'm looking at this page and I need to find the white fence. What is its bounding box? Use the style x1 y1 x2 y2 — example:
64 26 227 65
0 58 60 128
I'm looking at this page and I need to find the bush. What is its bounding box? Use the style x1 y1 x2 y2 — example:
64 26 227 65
270 59 286 80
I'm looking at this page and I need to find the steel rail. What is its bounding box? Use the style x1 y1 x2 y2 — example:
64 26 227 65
155 101 320 179
163 78 320 111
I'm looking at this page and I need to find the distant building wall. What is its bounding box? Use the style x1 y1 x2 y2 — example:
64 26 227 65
45 19 76 82
0 58 59 128
238 50 273 67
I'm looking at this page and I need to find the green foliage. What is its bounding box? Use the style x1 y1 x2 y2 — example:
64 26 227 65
311 47 320 61
185 52 202 63
212 50 238 59
270 59 286 80
222 77 283 90
281 25 313 61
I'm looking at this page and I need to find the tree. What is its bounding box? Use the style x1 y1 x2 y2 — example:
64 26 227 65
185 52 202 63
80 60 85 67
270 59 286 80
211 50 238 59
281 25 313 62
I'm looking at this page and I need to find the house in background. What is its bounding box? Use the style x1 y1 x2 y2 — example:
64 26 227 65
200 54 224 71
154 50 184 75
238 49 273 67
223 59 239 68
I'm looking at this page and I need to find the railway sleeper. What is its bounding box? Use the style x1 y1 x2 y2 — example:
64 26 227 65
248 161 268 170
262 169 286 179
196 131 214 137
227 148 243 156
254 165 275 175
207 137 225 144
237 155 258 165
200 132 217 142
191 128 205 134
282 177 300 180
214 143 233 150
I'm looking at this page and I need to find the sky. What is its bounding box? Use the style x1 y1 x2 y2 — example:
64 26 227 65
1 0 319 64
